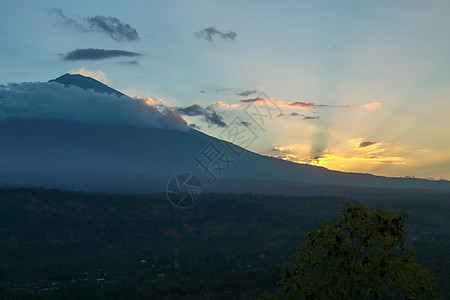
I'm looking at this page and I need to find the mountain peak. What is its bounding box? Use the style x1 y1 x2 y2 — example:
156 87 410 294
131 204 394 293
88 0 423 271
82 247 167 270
49 73 126 97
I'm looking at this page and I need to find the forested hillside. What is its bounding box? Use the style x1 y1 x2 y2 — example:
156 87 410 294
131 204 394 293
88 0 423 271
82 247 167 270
0 188 448 299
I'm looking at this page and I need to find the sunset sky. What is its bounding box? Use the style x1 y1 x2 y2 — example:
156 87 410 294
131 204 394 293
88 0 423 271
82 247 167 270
1 0 449 180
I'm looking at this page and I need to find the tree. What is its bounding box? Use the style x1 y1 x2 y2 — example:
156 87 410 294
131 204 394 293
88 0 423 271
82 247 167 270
279 202 439 299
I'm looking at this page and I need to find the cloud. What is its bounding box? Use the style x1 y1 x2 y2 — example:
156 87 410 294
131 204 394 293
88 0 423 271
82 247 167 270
358 141 378 148
85 15 139 42
240 98 382 111
117 60 139 65
278 111 319 120
53 8 85 31
199 87 232 94
141 98 164 107
67 67 110 84
0 82 187 131
240 98 352 109
195 26 237 41
53 9 139 42
236 89 258 97
208 111 227 127
361 102 383 111
208 101 239 110
177 103 205 116
62 48 142 61
176 104 227 127
188 123 201 130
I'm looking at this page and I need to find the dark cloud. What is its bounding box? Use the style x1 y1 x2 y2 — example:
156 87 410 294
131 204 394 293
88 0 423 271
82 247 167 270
358 141 377 148
62 48 141 61
85 15 139 42
195 26 237 41
236 89 258 97
116 60 139 65
208 111 227 127
199 87 232 94
0 82 186 131
188 123 201 130
53 9 139 42
276 112 319 120
176 104 227 127
177 104 205 116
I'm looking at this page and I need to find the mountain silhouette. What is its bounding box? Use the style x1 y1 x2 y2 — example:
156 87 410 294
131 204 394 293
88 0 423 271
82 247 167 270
1 74 449 193
49 73 126 97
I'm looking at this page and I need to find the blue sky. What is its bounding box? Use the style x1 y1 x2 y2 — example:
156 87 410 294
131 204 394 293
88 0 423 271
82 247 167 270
1 0 449 179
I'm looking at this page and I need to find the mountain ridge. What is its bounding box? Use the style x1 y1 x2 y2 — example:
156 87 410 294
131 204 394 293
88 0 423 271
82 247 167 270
0 117 449 192
0 74 448 192
49 73 126 97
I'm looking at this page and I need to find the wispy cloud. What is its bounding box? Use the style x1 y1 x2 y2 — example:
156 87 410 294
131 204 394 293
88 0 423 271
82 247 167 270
62 48 141 61
303 116 320 120
53 9 139 42
240 98 382 111
116 60 139 65
236 89 258 97
195 26 237 41
85 15 139 42
208 101 239 110
360 102 383 113
358 141 377 149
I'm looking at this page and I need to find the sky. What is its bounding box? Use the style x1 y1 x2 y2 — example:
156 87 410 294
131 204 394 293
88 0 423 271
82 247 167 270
1 0 449 180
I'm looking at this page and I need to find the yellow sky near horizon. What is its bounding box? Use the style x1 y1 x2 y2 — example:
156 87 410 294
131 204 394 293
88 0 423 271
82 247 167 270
256 94 450 180
193 90 450 181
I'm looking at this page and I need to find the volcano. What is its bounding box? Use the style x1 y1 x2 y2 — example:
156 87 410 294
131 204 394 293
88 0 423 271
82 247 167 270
0 74 448 193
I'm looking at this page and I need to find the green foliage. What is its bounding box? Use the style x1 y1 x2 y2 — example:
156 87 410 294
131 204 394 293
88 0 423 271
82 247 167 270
279 202 439 299
0 188 448 298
